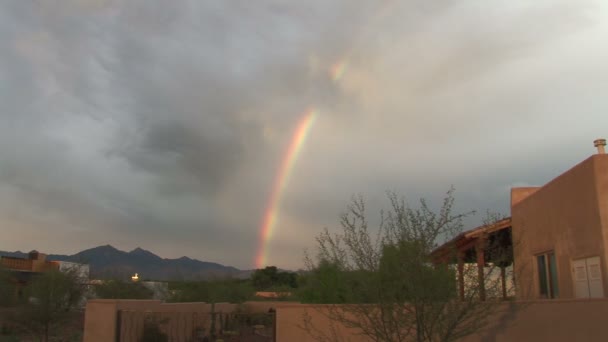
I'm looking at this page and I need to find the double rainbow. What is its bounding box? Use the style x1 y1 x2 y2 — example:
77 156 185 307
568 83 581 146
254 1 398 268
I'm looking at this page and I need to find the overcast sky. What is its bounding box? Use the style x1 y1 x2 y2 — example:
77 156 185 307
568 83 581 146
1 0 608 270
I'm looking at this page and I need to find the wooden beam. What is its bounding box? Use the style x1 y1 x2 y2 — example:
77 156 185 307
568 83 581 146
458 252 465 301
464 217 511 239
476 238 486 301
501 266 507 300
457 238 478 254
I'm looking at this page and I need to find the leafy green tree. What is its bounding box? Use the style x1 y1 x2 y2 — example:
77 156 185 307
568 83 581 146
297 260 350 304
251 266 298 291
251 266 277 290
94 280 154 300
0 266 17 307
301 189 503 342
20 268 84 342
170 279 254 304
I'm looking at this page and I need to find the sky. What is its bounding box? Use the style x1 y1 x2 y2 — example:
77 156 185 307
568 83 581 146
1 0 608 270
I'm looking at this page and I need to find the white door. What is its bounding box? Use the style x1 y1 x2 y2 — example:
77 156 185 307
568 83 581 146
573 258 590 298
572 257 605 298
586 256 604 298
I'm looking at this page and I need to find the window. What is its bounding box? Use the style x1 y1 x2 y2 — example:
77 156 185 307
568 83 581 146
537 252 559 299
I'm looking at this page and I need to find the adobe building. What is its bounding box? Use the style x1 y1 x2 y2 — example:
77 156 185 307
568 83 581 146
511 138 608 299
0 250 59 273
0 250 60 300
432 138 608 301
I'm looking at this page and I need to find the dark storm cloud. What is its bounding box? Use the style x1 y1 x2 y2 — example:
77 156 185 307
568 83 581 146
0 0 366 267
116 119 245 195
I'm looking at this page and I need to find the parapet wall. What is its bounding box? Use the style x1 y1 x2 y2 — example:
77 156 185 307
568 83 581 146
84 299 608 342
83 300 279 342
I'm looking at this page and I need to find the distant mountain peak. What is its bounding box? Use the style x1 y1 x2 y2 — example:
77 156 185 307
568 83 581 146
130 247 148 253
1 245 243 281
89 244 119 252
129 247 161 259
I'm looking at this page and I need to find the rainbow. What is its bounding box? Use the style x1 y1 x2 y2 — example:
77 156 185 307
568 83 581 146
254 1 398 268
255 109 318 268
328 0 397 83
330 60 348 82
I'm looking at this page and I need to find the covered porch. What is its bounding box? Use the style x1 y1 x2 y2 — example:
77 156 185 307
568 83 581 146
431 218 514 301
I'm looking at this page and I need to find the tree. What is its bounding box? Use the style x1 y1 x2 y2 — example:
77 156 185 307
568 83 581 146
94 280 154 300
20 268 84 342
0 266 17 307
169 279 254 304
251 266 298 291
297 260 370 304
301 188 505 342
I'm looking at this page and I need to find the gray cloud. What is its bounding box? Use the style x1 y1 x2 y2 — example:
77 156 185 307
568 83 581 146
0 0 607 269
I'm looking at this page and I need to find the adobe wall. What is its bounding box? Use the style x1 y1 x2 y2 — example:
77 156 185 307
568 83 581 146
462 299 608 342
275 300 608 341
594 155 608 275
83 300 281 342
83 300 119 342
84 299 608 342
510 187 539 207
274 304 371 342
511 155 606 299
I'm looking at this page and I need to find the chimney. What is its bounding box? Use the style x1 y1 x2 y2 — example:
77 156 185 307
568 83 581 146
594 138 606 154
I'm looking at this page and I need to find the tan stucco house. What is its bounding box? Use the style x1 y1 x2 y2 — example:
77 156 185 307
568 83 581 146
434 139 608 300
511 139 608 299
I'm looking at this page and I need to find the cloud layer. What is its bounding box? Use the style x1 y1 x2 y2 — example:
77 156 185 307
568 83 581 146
1 0 608 269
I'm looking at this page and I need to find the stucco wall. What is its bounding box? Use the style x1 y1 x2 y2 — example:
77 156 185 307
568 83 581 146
462 299 608 342
275 300 608 342
275 304 371 342
594 155 608 275
83 300 119 342
84 300 278 342
512 155 607 299
84 299 608 342
510 187 539 207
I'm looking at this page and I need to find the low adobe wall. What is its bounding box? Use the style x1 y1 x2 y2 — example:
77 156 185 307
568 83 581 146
274 304 370 342
274 299 608 341
84 299 608 342
462 298 608 342
83 300 279 342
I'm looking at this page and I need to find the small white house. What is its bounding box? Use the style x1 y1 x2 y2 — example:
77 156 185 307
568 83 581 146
57 261 90 282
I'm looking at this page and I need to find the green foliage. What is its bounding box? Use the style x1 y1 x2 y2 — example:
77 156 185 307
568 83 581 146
24 269 83 318
301 189 500 342
0 267 16 307
94 280 154 299
299 242 457 307
0 321 18 339
20 268 84 342
297 260 351 304
251 266 297 291
169 279 254 303
379 241 457 303
0 336 19 342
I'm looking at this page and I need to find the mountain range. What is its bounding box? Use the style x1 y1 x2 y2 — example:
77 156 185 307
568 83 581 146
0 245 252 281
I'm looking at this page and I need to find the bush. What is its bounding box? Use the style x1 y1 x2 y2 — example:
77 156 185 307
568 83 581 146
169 279 254 303
140 316 168 342
95 280 154 299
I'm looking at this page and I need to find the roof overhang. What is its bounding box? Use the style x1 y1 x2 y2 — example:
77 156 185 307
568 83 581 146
431 217 512 263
